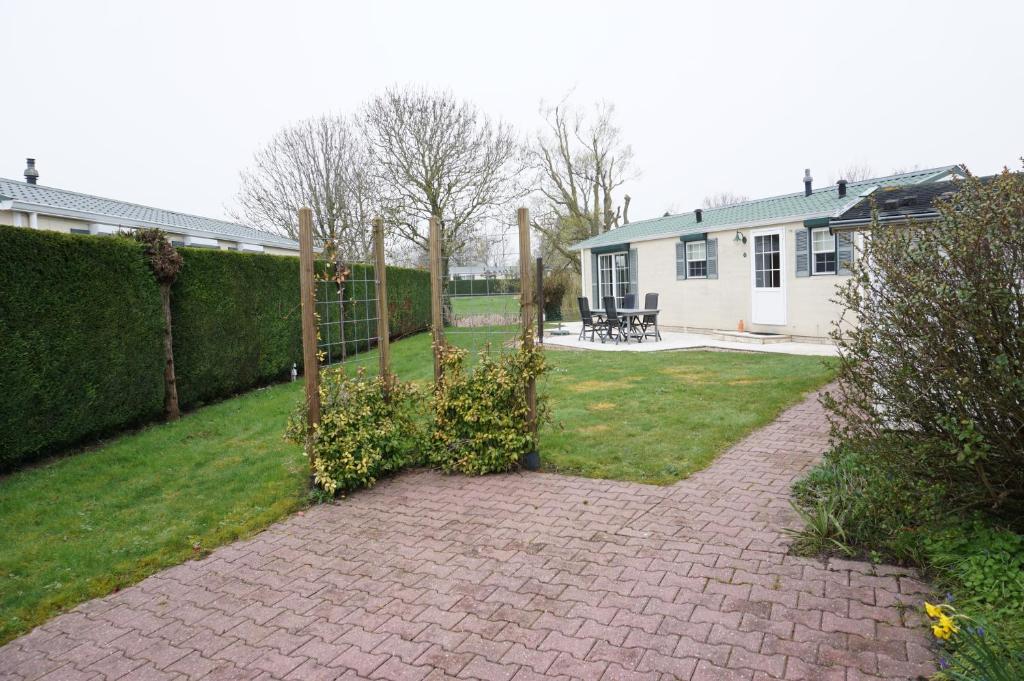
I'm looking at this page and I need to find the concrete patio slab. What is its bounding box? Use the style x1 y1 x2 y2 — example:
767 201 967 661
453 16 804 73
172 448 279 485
0 388 935 680
542 323 838 357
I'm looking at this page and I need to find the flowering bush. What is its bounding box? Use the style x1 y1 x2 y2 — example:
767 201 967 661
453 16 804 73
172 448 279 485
429 334 548 475
286 368 423 494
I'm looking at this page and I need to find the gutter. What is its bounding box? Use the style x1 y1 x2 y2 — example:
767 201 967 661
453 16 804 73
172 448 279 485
829 211 940 231
5 200 299 250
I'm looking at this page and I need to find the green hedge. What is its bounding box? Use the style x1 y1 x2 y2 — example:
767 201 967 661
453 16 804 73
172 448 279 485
447 277 520 296
0 227 433 468
0 227 165 469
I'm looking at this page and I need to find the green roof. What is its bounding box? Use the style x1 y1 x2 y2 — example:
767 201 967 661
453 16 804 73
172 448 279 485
572 166 960 250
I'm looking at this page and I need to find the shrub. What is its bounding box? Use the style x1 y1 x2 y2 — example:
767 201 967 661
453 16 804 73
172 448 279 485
429 335 548 475
285 369 423 494
924 523 1024 611
825 169 1024 518
542 269 571 321
171 248 303 407
0 227 165 469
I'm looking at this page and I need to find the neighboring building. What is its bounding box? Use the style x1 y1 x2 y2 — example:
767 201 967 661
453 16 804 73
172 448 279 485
0 159 299 254
572 166 962 342
448 263 516 280
829 179 960 230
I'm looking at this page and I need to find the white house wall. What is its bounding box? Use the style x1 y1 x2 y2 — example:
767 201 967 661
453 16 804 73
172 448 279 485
586 220 849 341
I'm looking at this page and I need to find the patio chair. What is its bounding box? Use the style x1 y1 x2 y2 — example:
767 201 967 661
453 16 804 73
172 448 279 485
640 292 662 341
603 296 630 344
622 293 636 310
577 297 607 342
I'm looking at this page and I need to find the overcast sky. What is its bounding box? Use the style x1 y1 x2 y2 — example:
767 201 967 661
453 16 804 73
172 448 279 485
3 0 1022 227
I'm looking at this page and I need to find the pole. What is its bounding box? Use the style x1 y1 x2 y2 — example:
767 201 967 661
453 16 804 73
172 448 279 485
517 208 539 470
536 256 544 345
429 216 445 384
373 217 391 392
298 207 320 478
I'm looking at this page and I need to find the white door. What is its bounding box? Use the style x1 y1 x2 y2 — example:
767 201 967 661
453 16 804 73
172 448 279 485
750 229 786 325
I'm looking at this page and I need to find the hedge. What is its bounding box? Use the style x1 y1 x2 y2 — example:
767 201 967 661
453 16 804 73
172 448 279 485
447 277 520 296
0 227 165 469
0 226 432 469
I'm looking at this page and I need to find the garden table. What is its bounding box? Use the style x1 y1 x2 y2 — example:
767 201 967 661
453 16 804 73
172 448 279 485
594 308 660 343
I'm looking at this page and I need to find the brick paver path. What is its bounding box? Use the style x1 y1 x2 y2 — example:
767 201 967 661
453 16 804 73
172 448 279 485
0 389 937 681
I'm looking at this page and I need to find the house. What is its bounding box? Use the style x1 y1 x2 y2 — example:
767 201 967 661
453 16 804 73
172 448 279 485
0 159 299 254
572 165 962 342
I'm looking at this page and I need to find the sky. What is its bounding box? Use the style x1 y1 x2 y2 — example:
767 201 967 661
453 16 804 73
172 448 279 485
3 0 1023 227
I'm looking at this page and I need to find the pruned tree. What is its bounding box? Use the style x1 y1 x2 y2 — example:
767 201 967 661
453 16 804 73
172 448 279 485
360 87 525 268
528 99 635 274
232 113 381 260
130 228 183 421
702 192 750 209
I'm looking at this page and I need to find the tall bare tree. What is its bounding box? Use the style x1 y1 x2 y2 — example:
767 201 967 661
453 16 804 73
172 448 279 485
360 87 525 266
232 113 381 259
528 100 635 273
702 192 750 209
833 163 875 183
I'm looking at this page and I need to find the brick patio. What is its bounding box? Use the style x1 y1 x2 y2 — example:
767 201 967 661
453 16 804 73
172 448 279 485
0 389 937 680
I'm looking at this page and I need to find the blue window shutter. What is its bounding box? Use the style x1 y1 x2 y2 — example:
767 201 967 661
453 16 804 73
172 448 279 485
795 228 810 277
628 248 638 295
837 231 854 275
675 242 686 279
706 238 718 279
591 251 599 306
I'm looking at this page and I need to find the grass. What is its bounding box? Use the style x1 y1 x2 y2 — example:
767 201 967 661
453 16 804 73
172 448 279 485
0 328 834 644
449 293 519 316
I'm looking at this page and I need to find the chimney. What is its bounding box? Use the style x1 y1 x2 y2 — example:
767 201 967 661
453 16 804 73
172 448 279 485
694 208 703 223
837 179 848 198
803 168 813 197
24 158 39 185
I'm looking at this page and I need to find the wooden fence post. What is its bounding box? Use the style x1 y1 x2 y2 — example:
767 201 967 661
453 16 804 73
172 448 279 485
518 208 539 470
298 207 320 478
428 216 445 384
536 256 544 344
372 217 391 392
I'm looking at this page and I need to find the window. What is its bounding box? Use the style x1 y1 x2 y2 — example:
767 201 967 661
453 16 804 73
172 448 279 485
686 240 707 278
812 228 837 274
754 234 781 288
597 252 631 307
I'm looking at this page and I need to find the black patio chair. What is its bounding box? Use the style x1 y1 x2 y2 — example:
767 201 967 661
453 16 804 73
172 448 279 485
622 293 636 310
603 296 629 344
577 297 607 342
640 292 662 341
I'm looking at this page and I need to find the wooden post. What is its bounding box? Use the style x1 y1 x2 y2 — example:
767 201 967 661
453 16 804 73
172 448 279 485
517 208 539 469
428 216 445 383
298 207 320 457
536 256 544 345
372 217 391 390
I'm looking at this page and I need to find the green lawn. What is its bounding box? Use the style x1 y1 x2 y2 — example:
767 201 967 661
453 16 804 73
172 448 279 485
449 293 519 316
0 329 833 644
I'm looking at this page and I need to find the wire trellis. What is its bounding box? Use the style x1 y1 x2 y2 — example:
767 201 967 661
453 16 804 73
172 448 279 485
442 230 526 362
315 259 382 373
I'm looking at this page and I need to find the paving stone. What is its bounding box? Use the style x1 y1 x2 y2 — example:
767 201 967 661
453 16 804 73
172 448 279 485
0 387 936 680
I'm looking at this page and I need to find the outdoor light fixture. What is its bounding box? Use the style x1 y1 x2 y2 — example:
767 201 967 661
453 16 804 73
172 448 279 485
734 231 747 244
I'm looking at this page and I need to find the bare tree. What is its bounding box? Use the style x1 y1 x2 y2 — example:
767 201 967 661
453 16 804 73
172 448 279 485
702 192 750 209
232 114 380 260
360 87 525 267
833 163 875 183
528 99 635 273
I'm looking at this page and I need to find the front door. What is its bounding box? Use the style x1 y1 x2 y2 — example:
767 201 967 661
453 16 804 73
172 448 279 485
597 252 630 308
750 229 786 325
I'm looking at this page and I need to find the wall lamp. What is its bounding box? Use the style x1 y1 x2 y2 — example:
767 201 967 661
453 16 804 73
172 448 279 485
733 231 747 244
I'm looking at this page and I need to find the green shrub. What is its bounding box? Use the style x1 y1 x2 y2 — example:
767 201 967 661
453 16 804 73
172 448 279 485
0 227 165 469
171 249 303 407
429 336 548 475
825 169 1024 518
448 277 520 296
925 523 1024 611
285 369 423 494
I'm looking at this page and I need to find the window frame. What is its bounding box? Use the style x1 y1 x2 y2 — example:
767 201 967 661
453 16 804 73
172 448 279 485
811 227 837 275
597 251 630 307
685 240 708 279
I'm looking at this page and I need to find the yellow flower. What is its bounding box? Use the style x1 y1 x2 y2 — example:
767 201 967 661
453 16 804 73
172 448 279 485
939 614 958 634
925 602 942 619
932 623 952 640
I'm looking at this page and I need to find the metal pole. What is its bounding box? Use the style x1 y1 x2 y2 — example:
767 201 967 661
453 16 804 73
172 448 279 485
536 256 544 344
298 207 320 479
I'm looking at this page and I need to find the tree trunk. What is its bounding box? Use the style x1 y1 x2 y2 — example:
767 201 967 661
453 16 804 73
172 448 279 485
160 283 180 420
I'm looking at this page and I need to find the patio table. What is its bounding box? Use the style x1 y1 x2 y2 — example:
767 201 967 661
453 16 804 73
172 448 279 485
594 308 660 342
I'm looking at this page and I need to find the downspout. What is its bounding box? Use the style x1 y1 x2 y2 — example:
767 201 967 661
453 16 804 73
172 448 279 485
28 212 38 229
